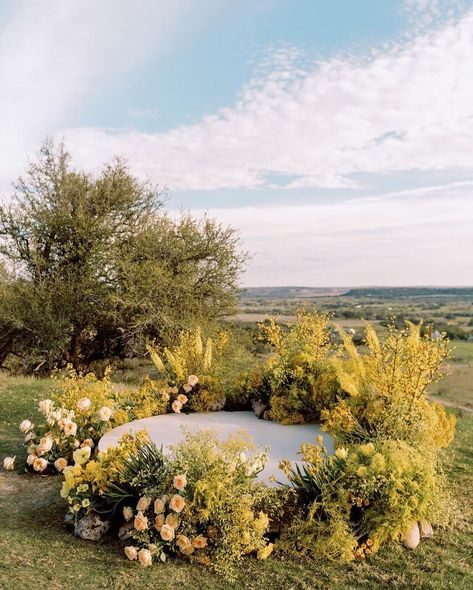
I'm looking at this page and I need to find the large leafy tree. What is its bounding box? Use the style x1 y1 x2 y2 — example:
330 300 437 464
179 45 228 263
0 141 246 372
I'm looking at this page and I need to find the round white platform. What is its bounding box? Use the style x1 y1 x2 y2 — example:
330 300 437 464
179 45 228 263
98 411 332 485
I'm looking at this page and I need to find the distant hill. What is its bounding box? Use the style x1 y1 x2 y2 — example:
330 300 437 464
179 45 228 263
343 287 473 299
240 286 473 300
240 286 349 299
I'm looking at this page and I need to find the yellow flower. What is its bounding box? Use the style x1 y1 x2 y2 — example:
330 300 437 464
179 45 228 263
81 498 90 508
169 494 186 513
335 447 348 460
356 466 368 478
173 474 187 490
73 446 91 465
257 543 274 560
134 511 148 531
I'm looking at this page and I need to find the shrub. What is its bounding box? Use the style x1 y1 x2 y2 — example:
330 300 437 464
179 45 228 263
323 322 455 452
251 310 339 424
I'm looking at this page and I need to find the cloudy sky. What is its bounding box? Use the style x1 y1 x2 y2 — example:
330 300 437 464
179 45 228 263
1 0 472 287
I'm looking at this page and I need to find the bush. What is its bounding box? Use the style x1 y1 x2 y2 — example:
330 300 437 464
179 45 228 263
246 310 340 424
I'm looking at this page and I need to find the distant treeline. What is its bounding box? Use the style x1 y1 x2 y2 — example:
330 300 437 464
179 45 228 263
343 288 473 299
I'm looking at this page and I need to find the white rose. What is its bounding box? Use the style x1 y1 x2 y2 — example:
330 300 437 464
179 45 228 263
98 406 112 421
77 397 92 412
19 419 32 433
3 456 15 470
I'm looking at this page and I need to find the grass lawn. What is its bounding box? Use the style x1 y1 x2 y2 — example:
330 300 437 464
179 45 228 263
1 376 472 590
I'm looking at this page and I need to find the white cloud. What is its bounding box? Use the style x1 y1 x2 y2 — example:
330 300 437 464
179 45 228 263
191 182 473 286
0 0 223 194
62 7 473 191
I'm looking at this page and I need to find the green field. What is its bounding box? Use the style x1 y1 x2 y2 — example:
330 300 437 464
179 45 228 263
1 376 472 590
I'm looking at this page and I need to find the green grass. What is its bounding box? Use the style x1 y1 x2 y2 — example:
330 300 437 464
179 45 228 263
1 376 473 590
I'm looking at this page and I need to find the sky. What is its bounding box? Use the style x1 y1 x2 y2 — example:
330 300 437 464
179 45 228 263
0 0 472 287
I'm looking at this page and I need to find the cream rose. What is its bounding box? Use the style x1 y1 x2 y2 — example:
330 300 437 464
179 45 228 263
165 513 180 529
73 446 91 465
138 548 152 567
154 514 165 530
173 474 187 490
177 394 188 405
187 375 199 387
169 494 186 513
26 453 36 466
38 399 54 415
81 439 94 449
154 498 165 514
19 419 32 433
192 535 208 549
54 457 68 472
33 457 48 472
124 546 138 561
63 421 78 437
77 397 91 412
24 432 35 443
159 524 175 542
37 436 53 455
3 456 15 470
134 511 148 531
99 406 113 421
136 496 151 511
171 386 179 394
176 535 191 550
171 400 182 414
182 383 192 394
123 506 133 521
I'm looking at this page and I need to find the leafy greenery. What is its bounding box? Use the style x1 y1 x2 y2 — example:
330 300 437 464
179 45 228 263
0 141 246 373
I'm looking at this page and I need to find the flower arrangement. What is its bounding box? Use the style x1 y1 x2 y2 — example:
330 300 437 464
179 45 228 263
146 327 229 413
19 366 128 473
60 429 276 578
243 310 340 424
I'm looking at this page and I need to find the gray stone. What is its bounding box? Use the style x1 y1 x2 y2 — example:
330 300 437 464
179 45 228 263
118 521 135 541
64 512 74 528
252 399 267 419
74 512 110 541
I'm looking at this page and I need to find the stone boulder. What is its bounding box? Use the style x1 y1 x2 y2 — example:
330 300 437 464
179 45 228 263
74 513 110 541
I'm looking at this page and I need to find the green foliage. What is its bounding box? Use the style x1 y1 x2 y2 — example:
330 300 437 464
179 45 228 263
248 310 340 423
0 140 246 373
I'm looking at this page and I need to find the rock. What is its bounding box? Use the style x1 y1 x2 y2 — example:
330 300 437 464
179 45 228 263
74 513 110 541
262 410 270 421
252 399 267 419
118 521 134 541
64 512 74 528
402 522 420 549
419 520 434 539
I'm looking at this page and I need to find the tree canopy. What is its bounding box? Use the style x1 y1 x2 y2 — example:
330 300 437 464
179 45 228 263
0 141 246 372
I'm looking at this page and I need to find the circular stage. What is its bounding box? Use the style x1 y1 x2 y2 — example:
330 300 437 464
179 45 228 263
98 411 332 485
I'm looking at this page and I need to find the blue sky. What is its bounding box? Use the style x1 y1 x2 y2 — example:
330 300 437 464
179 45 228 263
0 0 472 286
